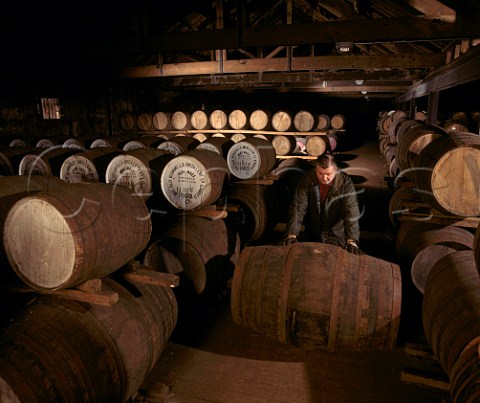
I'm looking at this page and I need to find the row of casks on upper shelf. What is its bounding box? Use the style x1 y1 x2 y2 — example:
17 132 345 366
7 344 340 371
0 176 178 402
120 109 347 132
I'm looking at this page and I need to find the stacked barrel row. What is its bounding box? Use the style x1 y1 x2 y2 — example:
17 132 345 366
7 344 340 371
0 176 177 402
120 109 347 132
382 109 480 402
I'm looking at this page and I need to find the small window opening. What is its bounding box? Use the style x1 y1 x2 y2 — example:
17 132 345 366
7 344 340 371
38 97 62 120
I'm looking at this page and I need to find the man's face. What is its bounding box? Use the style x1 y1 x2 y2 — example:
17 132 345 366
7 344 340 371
315 165 336 185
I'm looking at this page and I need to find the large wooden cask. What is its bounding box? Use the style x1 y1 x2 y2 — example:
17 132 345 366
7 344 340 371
105 148 174 203
228 109 248 130
122 136 164 151
271 135 297 156
152 111 172 131
3 182 152 290
423 250 480 376
231 243 401 351
196 137 234 157
136 113 154 131
120 113 136 131
271 110 292 132
305 135 331 156
190 110 210 130
18 148 79 176
157 136 200 155
160 149 229 211
226 137 276 180
0 273 177 402
293 110 317 132
249 109 270 130
0 146 38 175
144 215 240 295
60 148 122 183
90 135 138 149
414 132 480 216
209 109 229 130
171 111 191 131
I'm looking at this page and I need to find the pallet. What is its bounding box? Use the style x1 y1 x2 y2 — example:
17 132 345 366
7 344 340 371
397 201 480 228
401 343 450 392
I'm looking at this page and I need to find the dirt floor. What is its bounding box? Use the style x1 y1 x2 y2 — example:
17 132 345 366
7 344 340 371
133 138 451 403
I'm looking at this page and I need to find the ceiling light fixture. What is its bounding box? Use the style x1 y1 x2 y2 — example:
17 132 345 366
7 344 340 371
336 42 353 53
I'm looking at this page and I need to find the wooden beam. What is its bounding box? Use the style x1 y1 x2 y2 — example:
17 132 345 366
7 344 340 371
397 44 480 101
119 53 443 78
143 17 480 52
408 0 456 22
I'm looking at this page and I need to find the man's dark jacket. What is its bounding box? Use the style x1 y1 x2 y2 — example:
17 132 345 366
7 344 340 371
285 168 361 246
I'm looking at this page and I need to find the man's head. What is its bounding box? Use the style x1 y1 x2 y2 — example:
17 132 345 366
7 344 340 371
314 154 337 185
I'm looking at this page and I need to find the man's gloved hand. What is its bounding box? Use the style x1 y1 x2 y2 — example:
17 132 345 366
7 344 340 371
346 239 365 255
279 235 298 246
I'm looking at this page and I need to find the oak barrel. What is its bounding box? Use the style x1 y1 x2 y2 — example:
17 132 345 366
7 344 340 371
414 132 480 216
90 135 138 149
3 182 152 290
231 242 402 351
423 250 480 375
106 148 174 202
271 135 297 156
123 136 164 151
152 111 172 130
0 146 38 175
228 109 248 130
395 123 447 179
316 114 331 130
190 110 210 130
395 221 474 263
18 147 79 176
271 110 292 132
249 109 270 130
196 137 234 157
227 137 276 180
225 182 288 244
149 215 240 295
171 111 191 131
449 342 480 403
0 274 177 402
293 110 317 132
330 114 346 130
411 244 456 294
120 113 136 131
160 149 229 211
60 148 122 183
209 109 229 130
305 135 330 156
157 136 200 155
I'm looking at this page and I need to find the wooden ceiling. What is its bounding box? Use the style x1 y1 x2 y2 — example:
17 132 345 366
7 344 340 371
1 0 480 100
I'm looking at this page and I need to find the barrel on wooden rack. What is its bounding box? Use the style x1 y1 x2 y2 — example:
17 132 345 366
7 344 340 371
316 114 331 130
228 109 248 130
249 109 270 131
305 135 330 156
106 148 175 203
414 132 480 217
231 242 401 351
0 146 38 175
225 182 288 244
120 113 136 131
3 182 152 290
271 135 297 156
190 110 210 130
395 221 474 263
209 109 229 130
148 215 240 295
0 273 177 402
152 111 172 131
160 149 229 211
18 147 80 176
123 136 165 151
293 110 317 132
157 136 200 155
60 147 122 183
171 111 191 131
271 110 292 132
90 135 138 149
423 250 480 376
227 137 276 180
449 341 480 403
135 113 153 131
330 114 346 130
395 123 447 180
196 137 234 157
0 176 66 284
